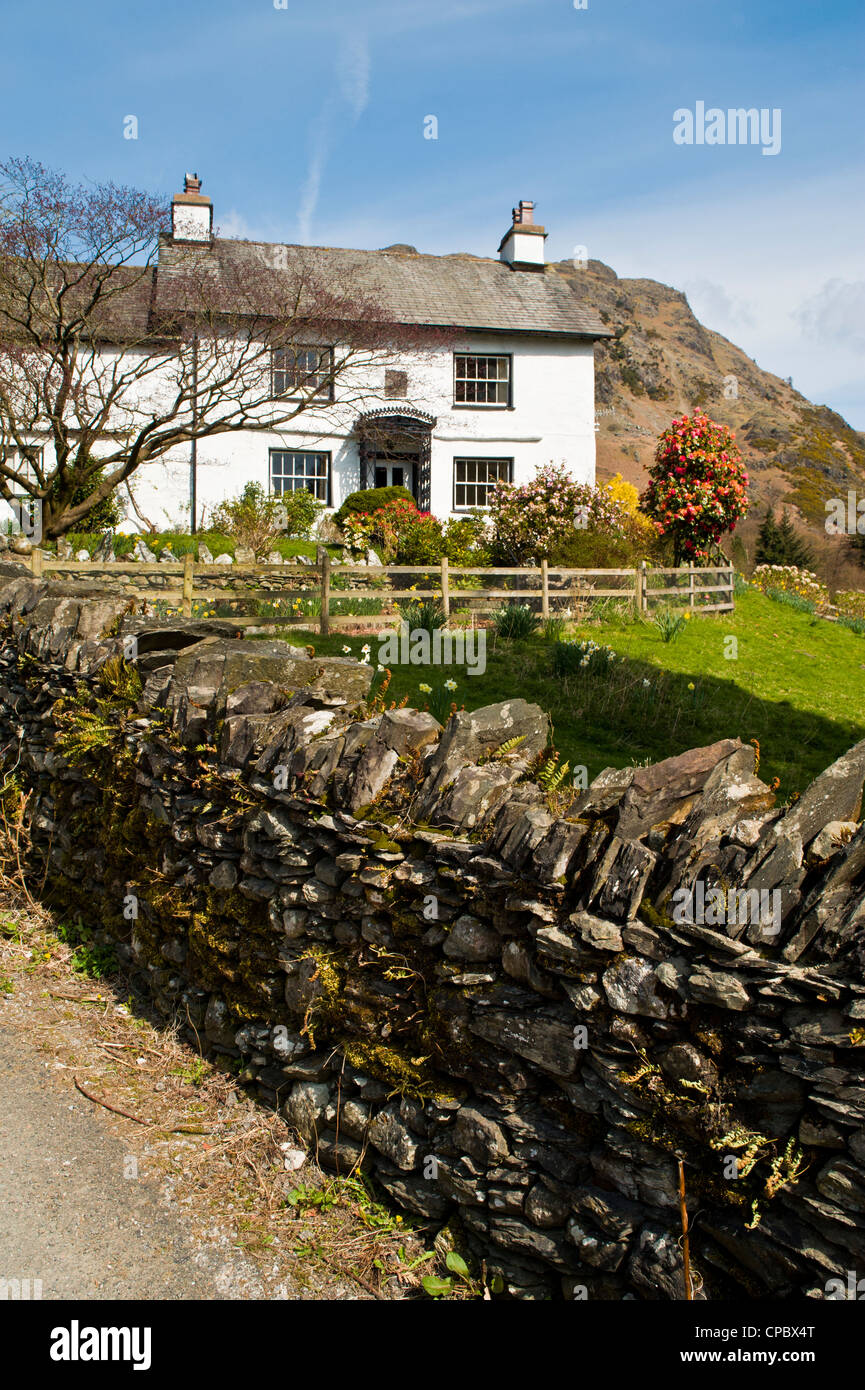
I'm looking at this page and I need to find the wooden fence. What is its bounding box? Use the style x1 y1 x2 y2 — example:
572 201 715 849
31 548 734 636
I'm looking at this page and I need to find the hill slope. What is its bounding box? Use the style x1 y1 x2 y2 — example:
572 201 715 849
549 257 865 554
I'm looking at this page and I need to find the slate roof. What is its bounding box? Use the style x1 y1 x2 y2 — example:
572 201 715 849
0 264 156 346
154 236 612 341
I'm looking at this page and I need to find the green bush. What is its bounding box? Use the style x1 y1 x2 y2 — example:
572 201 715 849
211 482 321 559
393 511 445 565
50 461 121 535
443 513 492 566
548 529 639 568
334 486 415 526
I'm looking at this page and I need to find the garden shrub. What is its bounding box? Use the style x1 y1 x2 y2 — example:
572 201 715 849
488 463 631 565
342 498 445 565
443 513 492 566
334 486 415 526
549 529 638 568
641 410 749 563
210 481 321 558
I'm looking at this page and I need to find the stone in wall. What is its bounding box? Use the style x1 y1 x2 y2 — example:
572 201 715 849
1 570 865 1300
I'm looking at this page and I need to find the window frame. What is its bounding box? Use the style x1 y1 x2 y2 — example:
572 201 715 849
452 456 514 511
269 449 332 506
452 353 513 409
0 446 43 536
0 444 43 487
271 346 336 402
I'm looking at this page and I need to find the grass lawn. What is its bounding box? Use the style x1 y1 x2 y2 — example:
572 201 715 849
269 588 865 800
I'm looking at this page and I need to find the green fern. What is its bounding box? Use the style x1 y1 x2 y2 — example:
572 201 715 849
53 659 141 765
490 734 527 761
537 755 571 792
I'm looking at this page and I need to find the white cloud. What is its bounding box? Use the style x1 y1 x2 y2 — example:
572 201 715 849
337 30 370 121
216 209 254 241
795 279 865 355
562 165 865 427
681 277 755 332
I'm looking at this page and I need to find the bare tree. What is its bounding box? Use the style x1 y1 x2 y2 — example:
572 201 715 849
0 158 447 538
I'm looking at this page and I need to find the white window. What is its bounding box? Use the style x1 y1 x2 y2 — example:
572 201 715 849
270 450 330 503
0 447 43 537
453 457 513 509
272 347 334 400
454 354 511 407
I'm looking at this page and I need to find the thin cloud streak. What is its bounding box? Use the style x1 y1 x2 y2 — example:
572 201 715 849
298 29 370 244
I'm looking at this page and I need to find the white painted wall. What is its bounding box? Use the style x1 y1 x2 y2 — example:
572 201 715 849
12 330 597 532
124 332 598 530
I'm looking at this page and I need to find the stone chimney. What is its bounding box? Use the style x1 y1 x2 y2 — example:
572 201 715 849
171 172 213 243
498 200 547 270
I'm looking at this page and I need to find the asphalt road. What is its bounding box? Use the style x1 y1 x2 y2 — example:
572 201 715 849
0 1021 283 1300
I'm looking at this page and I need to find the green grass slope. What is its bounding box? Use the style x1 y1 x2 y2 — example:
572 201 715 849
278 589 865 800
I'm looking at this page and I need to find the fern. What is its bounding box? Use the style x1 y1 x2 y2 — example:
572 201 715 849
536 752 571 792
490 734 527 761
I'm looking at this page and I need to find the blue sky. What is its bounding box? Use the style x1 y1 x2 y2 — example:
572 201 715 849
5 0 864 424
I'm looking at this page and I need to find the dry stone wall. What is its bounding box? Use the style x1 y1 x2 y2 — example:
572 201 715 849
1 561 865 1300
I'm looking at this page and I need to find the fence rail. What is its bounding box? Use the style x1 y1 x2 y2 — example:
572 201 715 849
31 548 734 634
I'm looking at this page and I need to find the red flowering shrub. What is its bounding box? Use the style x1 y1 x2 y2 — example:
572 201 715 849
642 410 749 563
342 498 444 564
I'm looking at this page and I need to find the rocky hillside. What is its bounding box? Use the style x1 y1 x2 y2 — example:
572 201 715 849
549 257 865 557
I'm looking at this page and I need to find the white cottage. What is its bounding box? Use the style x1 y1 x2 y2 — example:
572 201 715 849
125 179 612 529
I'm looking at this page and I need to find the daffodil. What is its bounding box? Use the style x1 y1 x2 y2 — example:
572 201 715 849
419 682 432 694
444 679 457 691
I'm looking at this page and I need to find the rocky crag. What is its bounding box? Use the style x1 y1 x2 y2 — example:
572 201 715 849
548 257 865 544
1 562 864 1300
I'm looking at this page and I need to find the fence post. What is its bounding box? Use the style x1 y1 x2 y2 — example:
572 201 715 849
30 546 43 579
541 559 549 619
689 565 696 611
440 555 450 622
318 545 331 637
182 553 194 618
634 565 641 616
